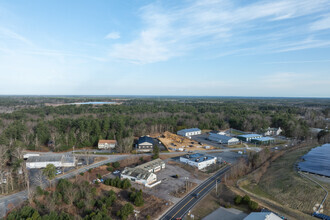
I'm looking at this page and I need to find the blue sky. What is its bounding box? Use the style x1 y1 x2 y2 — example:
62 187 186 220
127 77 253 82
0 0 330 97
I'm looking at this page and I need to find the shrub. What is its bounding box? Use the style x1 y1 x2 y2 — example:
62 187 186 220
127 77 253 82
248 200 259 210
234 195 242 205
80 172 84 176
36 186 44 196
122 179 131 189
129 190 144 207
76 200 85 209
97 173 102 179
117 203 134 220
112 161 120 169
107 167 113 172
242 195 250 204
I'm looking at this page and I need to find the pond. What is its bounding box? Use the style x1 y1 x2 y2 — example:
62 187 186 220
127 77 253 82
298 143 330 177
71 101 117 105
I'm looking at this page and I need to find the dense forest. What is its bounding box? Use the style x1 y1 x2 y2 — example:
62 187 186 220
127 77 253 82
0 97 329 153
0 96 329 195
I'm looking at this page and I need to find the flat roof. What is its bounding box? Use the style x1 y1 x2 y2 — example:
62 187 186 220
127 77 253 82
238 134 262 138
181 153 216 163
27 155 75 163
178 128 201 133
253 137 275 141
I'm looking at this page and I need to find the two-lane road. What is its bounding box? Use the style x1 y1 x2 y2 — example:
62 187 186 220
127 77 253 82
161 166 231 220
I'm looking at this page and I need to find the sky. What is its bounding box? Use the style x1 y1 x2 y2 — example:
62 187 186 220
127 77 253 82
0 0 330 97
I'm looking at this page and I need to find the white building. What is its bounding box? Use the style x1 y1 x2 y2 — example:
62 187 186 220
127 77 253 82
26 155 76 169
98 140 117 149
23 153 40 159
120 159 165 187
135 158 165 173
177 128 202 137
244 212 282 220
136 136 154 152
180 153 217 170
208 133 239 145
264 127 282 136
121 167 157 186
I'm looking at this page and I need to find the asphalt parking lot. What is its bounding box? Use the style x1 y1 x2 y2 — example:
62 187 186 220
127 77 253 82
191 134 226 149
131 163 203 203
208 151 246 164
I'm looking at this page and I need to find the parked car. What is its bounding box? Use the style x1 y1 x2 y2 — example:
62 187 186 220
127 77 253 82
113 170 120 175
56 170 62 175
93 178 104 184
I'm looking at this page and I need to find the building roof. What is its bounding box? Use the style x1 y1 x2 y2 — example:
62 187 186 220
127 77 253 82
181 153 216 163
138 136 154 145
178 128 201 133
253 137 275 142
136 158 165 171
238 134 262 138
98 140 117 144
266 127 280 131
121 167 153 180
244 212 282 220
27 155 75 163
209 133 238 141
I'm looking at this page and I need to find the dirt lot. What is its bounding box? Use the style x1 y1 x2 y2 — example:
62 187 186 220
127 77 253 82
131 162 204 204
159 131 215 152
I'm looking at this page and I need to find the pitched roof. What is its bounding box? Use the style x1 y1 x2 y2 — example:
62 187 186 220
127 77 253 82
98 140 117 144
138 136 154 145
136 158 165 170
253 137 275 141
178 128 201 133
244 212 282 220
121 167 153 180
209 133 238 141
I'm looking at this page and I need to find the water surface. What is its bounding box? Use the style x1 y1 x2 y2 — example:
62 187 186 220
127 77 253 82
71 101 117 105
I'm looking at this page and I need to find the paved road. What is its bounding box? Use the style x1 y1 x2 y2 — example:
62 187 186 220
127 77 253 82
160 166 231 220
0 154 128 218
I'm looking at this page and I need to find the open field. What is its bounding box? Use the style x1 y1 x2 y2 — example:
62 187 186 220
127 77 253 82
159 131 215 152
240 145 330 216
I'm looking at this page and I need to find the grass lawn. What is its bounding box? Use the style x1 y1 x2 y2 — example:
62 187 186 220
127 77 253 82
242 144 329 215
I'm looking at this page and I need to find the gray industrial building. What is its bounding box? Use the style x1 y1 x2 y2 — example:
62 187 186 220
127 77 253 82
208 133 239 145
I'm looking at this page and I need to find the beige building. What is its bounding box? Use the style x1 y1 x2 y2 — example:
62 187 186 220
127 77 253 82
98 140 117 149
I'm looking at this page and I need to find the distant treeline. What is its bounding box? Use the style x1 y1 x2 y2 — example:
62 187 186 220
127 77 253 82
0 98 328 153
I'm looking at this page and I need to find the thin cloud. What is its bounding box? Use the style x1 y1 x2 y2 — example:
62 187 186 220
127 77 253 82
310 14 330 31
105 32 120 40
109 0 330 64
0 27 33 46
